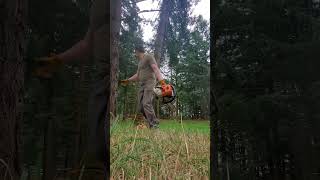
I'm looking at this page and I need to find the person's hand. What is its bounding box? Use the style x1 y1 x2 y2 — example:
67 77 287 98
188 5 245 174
120 79 129 86
33 53 63 78
159 79 166 86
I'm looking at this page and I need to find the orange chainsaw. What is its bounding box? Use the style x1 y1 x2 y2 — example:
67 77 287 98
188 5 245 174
153 84 176 104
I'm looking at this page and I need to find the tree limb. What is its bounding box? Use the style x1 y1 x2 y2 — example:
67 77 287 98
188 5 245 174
138 9 161 14
135 0 148 3
127 0 148 5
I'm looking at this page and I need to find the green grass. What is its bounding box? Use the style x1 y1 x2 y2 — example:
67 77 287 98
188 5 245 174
111 119 209 133
159 119 209 133
110 118 210 179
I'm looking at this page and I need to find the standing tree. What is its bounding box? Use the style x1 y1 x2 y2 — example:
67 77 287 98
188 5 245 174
154 0 171 64
117 0 144 118
110 0 122 119
0 0 26 179
153 0 172 117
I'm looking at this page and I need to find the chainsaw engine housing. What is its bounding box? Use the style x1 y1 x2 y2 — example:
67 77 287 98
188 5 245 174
153 84 176 104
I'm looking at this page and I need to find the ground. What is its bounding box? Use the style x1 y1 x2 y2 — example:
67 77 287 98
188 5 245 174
110 119 210 179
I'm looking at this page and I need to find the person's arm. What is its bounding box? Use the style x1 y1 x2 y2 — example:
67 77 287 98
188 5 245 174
56 29 93 63
127 73 139 82
151 64 164 82
147 54 164 82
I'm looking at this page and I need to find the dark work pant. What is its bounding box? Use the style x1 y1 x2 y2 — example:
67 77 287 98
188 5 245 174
137 86 159 127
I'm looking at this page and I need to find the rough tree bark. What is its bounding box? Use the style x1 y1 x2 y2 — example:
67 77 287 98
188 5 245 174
153 0 171 118
154 0 170 65
110 0 122 119
0 0 26 179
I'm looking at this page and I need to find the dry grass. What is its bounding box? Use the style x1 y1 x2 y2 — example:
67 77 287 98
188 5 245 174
110 120 210 179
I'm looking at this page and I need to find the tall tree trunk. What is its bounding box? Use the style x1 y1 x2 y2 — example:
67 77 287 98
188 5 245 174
154 0 170 64
153 0 170 117
110 0 122 119
0 0 26 179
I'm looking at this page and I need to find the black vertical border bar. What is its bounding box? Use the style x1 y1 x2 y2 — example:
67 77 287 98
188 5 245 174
210 0 213 178
210 0 218 180
106 0 111 179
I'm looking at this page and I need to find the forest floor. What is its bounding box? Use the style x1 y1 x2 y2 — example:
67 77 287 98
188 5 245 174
110 119 210 179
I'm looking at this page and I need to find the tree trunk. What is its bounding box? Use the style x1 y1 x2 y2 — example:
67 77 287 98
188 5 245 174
110 0 122 119
153 0 171 118
0 0 26 179
153 0 170 118
154 0 170 64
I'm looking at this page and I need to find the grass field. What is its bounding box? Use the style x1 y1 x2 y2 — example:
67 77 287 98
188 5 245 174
110 118 210 179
